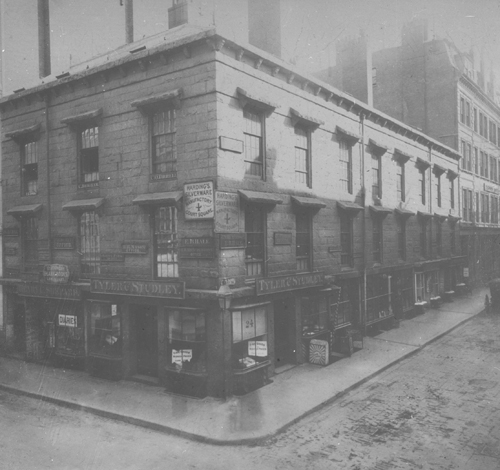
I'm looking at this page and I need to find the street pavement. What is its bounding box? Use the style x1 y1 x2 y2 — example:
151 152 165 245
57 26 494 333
1 308 499 469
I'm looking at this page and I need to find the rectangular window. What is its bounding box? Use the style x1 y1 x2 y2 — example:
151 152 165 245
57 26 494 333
371 154 381 198
436 220 442 256
302 296 328 336
474 191 479 223
484 116 489 139
419 169 426 205
498 126 500 146
167 309 206 373
474 147 479 174
474 108 478 132
450 225 456 255
23 216 38 269
436 174 442 208
154 206 178 278
466 101 471 127
460 97 465 123
89 302 122 358
21 140 38 196
490 156 497 182
396 161 405 202
397 219 406 260
467 143 472 172
372 218 383 263
80 211 100 276
340 212 353 267
339 140 353 194
294 126 310 186
152 109 176 179
295 212 311 272
79 126 99 184
461 140 466 170
245 205 265 276
243 108 264 178
232 306 268 367
462 188 468 221
485 194 490 223
484 153 489 179
420 220 427 257
450 178 455 209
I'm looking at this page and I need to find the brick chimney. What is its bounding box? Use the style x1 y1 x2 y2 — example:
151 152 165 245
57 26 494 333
248 0 281 59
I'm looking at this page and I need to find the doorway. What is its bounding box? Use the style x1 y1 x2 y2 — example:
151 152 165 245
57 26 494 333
13 303 26 356
274 298 295 369
134 306 158 377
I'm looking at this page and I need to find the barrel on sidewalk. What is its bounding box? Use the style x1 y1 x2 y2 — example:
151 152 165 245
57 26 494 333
488 279 500 311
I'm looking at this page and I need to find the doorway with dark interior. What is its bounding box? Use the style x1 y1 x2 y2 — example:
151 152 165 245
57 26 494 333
134 306 158 378
274 298 296 373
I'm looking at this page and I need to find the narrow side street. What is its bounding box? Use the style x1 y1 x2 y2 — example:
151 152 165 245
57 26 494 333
1 311 500 470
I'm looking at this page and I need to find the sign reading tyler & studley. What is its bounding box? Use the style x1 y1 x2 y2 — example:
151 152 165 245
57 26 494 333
179 237 215 259
90 279 185 299
184 181 214 220
256 272 325 296
17 283 81 300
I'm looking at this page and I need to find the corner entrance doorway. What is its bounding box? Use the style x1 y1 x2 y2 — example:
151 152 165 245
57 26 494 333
134 306 158 377
274 298 295 370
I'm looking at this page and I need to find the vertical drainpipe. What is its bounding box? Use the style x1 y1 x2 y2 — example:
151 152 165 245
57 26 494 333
360 112 367 332
38 0 51 78
45 94 52 263
125 0 134 44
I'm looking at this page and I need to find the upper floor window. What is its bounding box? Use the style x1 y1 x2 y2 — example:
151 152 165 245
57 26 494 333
460 97 465 123
80 126 99 184
339 140 353 194
154 206 178 278
152 109 176 180
243 108 264 178
466 101 471 127
473 107 478 132
436 174 442 207
420 219 428 258
419 169 426 205
462 188 468 221
22 216 38 270
372 217 383 263
397 218 406 261
461 140 466 170
474 147 479 174
80 211 100 277
371 154 381 199
474 190 479 223
490 121 497 144
294 126 310 186
450 178 455 209
340 211 354 267
490 156 497 182
396 161 405 202
435 219 442 256
466 143 472 172
22 140 38 196
295 212 311 272
245 204 265 277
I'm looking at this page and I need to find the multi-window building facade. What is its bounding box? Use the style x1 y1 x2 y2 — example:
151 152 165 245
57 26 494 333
0 22 463 398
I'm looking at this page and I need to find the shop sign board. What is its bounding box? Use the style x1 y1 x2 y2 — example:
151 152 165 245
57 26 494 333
101 252 125 263
219 233 246 249
52 237 76 250
484 183 500 194
43 264 70 284
58 314 77 327
90 279 185 299
122 242 148 255
256 272 325 296
179 237 215 259
215 191 239 232
274 232 292 246
184 181 214 220
17 282 81 300
2 227 19 237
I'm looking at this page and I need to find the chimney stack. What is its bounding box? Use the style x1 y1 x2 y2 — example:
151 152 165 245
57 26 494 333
38 0 51 78
125 0 134 44
248 0 281 59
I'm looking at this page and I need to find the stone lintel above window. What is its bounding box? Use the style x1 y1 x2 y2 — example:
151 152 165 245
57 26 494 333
5 123 41 143
447 169 458 180
394 207 415 220
368 138 389 155
62 198 104 212
337 200 363 215
336 126 360 144
290 108 324 130
432 164 446 176
434 213 447 223
131 88 183 113
236 87 277 114
369 205 392 219
61 108 103 127
393 149 412 164
132 191 183 206
7 203 43 218
238 189 283 206
415 157 431 171
291 195 326 211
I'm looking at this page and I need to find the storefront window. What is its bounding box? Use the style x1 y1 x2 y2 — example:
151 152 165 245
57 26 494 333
89 302 122 358
365 275 391 325
333 281 357 328
399 271 414 313
301 297 328 337
56 304 84 357
232 306 268 369
167 309 206 373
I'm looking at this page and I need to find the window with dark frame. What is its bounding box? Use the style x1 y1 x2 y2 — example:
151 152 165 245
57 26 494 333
232 306 268 368
340 211 354 267
79 126 99 183
339 139 353 194
294 125 310 186
295 211 311 272
22 216 38 270
436 219 442 256
397 218 406 261
466 101 471 127
474 147 479 174
151 109 176 179
467 143 472 172
372 153 381 199
450 178 455 209
396 160 405 202
436 173 442 207
372 217 383 263
419 168 426 205
461 140 466 170
245 204 265 276
80 211 100 276
474 190 478 223
21 140 38 196
89 302 122 358
154 206 178 278
450 224 456 255
474 107 478 132
460 97 465 123
243 108 264 178
420 219 428 258
462 188 468 221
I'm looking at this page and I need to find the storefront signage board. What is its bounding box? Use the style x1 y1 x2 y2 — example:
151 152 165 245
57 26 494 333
43 264 70 284
256 272 325 296
52 237 76 250
179 237 215 259
122 242 148 255
2 227 19 237
90 279 185 299
58 314 77 327
274 232 292 246
463 267 469 278
484 183 500 194
214 191 239 232
184 181 214 220
17 282 81 300
101 252 125 263
219 233 246 249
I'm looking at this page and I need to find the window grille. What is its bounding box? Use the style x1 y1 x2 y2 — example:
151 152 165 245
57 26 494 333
80 211 100 276
339 140 353 194
396 161 405 201
243 108 264 177
80 126 99 183
22 141 38 196
245 205 265 276
154 206 178 278
152 109 176 178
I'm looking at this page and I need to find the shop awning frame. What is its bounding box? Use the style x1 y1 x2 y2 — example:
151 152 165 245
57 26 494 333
291 195 326 210
7 204 43 218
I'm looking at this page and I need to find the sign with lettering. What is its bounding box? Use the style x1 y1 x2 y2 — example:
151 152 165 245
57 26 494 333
2 227 19 237
90 279 185 299
151 171 176 181
52 237 76 250
484 183 500 194
172 349 193 366
58 314 77 328
121 242 148 255
219 233 246 249
179 237 215 259
38 251 50 262
463 267 469 278
43 264 70 284
184 181 214 220
101 252 125 263
256 272 325 296
17 283 81 300
248 340 268 357
274 232 292 246
215 191 239 232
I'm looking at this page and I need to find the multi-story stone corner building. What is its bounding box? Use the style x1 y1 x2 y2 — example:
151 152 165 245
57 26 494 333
317 18 500 287
0 12 464 398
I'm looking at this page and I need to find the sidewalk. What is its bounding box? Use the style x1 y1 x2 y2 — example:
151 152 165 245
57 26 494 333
0 288 488 445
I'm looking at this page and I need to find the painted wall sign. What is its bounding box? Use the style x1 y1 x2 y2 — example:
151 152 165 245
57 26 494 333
184 181 214 220
219 136 243 153
215 191 239 232
2 227 19 237
219 233 246 249
121 242 148 255
101 252 125 263
4 247 18 256
484 183 500 194
179 237 215 259
58 314 77 328
274 232 292 246
43 264 70 284
52 237 76 250
17 283 81 300
151 171 176 181
90 279 185 299
78 181 99 189
256 272 325 296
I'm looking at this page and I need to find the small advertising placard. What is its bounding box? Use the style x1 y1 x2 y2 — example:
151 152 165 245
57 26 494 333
463 267 469 278
43 264 70 284
179 237 215 259
248 340 268 357
58 314 77 328
184 181 214 220
172 349 193 365
215 191 240 232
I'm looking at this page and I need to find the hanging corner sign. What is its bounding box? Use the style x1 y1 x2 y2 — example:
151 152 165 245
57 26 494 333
184 181 214 220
